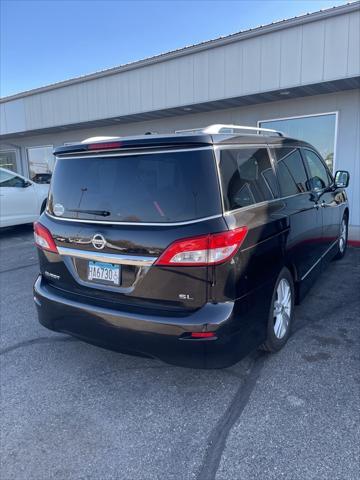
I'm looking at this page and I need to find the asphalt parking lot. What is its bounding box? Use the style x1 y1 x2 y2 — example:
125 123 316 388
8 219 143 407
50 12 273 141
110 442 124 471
1 224 359 480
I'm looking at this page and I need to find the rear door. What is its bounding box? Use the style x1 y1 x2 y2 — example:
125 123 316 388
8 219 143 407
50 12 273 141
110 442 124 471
40 147 224 311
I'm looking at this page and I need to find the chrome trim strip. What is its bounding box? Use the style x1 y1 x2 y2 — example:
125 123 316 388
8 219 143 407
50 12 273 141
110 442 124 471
57 247 157 266
300 239 338 281
45 211 223 226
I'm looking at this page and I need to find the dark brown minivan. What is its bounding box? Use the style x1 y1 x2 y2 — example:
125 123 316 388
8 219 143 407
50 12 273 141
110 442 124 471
33 125 350 368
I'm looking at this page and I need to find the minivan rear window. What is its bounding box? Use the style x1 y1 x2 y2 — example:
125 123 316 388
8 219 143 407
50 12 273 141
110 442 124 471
48 149 222 223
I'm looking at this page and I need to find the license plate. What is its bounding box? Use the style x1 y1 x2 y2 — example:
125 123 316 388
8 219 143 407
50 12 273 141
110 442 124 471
88 261 120 285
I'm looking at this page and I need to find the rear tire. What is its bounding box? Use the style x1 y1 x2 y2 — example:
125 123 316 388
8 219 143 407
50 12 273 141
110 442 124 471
260 267 294 353
334 214 348 260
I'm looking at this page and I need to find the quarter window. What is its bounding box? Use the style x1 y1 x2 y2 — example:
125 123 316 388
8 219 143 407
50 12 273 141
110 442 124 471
219 148 278 210
302 149 330 191
272 148 309 197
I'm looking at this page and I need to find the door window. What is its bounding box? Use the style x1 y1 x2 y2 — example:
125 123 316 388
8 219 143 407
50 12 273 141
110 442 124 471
272 147 309 197
0 169 26 188
219 148 278 210
302 149 331 191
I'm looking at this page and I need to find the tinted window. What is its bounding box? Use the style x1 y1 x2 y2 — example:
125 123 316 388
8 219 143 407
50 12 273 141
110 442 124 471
49 150 222 223
273 148 309 197
0 169 25 188
302 149 330 191
219 148 278 210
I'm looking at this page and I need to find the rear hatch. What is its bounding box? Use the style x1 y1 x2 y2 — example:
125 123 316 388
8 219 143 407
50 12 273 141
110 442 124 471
38 143 226 312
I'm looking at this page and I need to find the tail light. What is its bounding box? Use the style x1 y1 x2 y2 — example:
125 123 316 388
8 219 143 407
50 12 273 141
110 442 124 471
34 222 58 253
155 227 248 266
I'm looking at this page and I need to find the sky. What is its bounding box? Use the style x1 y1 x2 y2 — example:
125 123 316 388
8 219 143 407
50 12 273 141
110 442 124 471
0 0 352 98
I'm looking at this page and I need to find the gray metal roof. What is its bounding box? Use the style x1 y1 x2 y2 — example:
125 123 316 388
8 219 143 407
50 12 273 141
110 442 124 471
1 1 359 103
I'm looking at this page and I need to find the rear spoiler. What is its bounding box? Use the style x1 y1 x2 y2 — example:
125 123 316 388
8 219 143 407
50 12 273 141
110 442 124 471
54 134 213 156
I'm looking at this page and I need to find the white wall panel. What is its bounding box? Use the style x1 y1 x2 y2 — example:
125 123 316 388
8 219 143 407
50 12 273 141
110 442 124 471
193 51 210 102
261 32 281 91
139 66 153 112
3 99 26 133
208 47 225 99
224 43 242 98
165 59 180 107
301 21 325 84
348 10 360 76
152 62 167 110
242 37 261 94
178 55 194 105
127 69 142 114
324 14 349 79
279 27 302 87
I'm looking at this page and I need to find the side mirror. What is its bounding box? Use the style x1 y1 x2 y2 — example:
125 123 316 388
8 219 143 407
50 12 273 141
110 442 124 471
23 180 32 188
334 170 350 188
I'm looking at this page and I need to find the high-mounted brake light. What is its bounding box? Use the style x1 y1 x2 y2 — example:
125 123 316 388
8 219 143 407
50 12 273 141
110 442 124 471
190 332 216 339
88 141 123 150
34 222 58 253
155 227 248 266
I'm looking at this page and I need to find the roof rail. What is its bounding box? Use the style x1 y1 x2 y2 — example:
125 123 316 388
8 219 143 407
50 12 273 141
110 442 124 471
176 124 284 137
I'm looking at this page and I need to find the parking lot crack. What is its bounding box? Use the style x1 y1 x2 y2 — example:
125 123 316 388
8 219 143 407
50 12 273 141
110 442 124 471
196 352 266 480
0 262 38 275
0 336 77 356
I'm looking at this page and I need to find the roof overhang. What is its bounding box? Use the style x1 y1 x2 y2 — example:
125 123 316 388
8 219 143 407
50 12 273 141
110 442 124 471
1 76 358 140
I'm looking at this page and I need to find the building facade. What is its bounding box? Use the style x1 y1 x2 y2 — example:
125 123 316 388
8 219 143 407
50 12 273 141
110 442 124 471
1 2 359 240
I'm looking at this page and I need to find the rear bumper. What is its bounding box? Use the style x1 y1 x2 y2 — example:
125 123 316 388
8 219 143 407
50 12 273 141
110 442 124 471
33 275 253 368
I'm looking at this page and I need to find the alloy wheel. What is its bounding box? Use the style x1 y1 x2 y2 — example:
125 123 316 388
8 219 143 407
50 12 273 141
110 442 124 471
339 219 347 253
273 278 292 339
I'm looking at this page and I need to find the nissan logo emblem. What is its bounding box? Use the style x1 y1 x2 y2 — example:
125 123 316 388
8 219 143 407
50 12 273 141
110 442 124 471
92 233 107 250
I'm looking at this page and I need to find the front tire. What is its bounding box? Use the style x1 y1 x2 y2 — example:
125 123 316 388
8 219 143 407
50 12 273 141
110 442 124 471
260 267 294 353
334 214 348 260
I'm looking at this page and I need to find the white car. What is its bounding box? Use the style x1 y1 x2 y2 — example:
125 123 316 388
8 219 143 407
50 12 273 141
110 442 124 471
0 167 49 227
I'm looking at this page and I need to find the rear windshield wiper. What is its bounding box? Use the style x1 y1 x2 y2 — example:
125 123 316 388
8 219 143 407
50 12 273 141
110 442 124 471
68 209 111 217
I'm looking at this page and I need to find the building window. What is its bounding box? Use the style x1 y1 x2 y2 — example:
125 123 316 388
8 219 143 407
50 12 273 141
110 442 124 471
26 146 54 183
0 150 17 172
259 113 337 172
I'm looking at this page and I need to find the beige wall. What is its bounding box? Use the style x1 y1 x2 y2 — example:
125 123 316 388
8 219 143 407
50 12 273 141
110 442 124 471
1 89 359 238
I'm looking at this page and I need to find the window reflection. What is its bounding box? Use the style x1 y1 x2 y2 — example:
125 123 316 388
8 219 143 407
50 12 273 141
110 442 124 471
260 113 336 171
27 146 54 183
219 148 278 210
